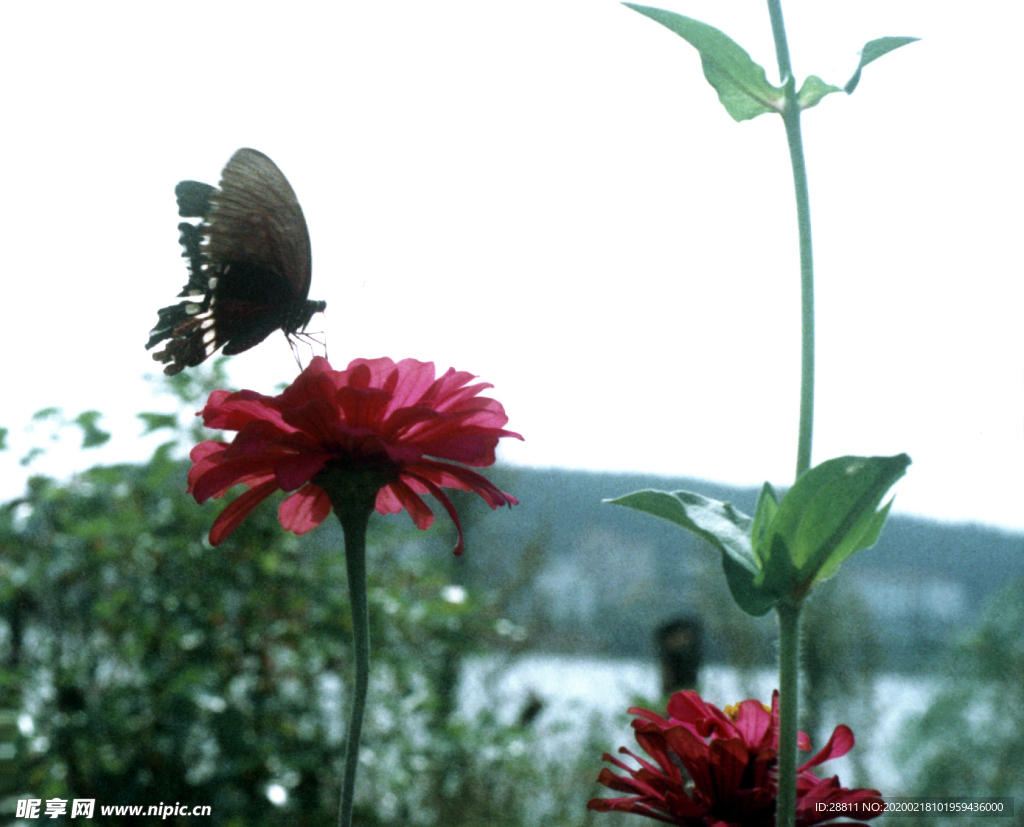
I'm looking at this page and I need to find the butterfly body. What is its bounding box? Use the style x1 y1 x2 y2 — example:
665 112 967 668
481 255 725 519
147 149 325 375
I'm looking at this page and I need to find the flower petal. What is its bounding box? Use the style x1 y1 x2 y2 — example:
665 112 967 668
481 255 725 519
274 451 333 492
189 451 280 503
799 724 855 771
208 479 280 546
406 459 518 509
382 478 436 530
278 484 333 535
402 471 470 555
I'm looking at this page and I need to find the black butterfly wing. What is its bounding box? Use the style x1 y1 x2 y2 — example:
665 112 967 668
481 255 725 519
207 148 313 304
146 149 324 375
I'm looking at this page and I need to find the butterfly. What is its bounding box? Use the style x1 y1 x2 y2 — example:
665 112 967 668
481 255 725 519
146 148 326 375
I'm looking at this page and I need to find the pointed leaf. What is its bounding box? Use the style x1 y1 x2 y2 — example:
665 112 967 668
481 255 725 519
750 482 778 559
625 4 782 122
607 489 774 616
844 36 920 94
608 489 755 567
756 454 911 598
790 455 909 574
797 75 842 111
812 496 894 584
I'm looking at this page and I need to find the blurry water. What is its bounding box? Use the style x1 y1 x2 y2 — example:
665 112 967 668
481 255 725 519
458 655 938 794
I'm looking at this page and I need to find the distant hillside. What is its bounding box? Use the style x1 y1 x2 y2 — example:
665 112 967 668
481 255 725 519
454 466 1024 673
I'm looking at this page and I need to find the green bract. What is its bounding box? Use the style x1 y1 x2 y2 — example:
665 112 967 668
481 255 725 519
608 454 911 616
845 37 921 94
796 75 841 111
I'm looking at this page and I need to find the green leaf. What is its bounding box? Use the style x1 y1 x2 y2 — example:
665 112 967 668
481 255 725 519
19 446 44 467
750 482 778 556
757 454 911 598
0 427 8 451
607 489 754 568
138 412 180 435
844 36 920 94
606 489 775 616
624 3 782 122
74 410 111 449
813 496 893 583
721 550 777 617
797 75 842 111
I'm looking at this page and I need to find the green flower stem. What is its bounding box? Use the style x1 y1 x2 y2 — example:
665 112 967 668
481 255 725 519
315 464 392 827
767 0 815 481
787 105 815 483
776 598 802 827
766 3 812 826
766 0 793 81
332 491 377 827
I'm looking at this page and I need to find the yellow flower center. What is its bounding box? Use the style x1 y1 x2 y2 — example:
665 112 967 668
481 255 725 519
723 701 770 720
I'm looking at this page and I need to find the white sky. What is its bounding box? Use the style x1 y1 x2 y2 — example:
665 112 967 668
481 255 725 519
1 1 1021 530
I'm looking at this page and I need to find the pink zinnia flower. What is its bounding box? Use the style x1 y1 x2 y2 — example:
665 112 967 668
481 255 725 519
187 356 521 552
589 690 882 826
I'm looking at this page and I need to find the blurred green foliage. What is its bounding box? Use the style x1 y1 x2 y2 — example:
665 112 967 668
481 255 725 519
0 363 620 826
896 575 1024 823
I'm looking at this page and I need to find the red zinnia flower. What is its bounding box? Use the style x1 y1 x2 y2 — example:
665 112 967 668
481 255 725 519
187 356 522 552
588 689 882 826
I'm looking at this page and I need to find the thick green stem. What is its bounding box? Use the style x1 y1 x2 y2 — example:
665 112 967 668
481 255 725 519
766 2 812 827
334 494 376 827
776 598 802 827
